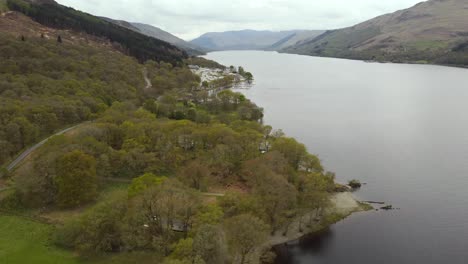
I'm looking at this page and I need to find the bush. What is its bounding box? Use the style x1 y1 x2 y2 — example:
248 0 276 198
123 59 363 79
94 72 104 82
55 150 98 208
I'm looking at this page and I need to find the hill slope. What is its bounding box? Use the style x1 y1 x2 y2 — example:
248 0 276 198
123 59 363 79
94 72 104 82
131 22 205 55
101 17 205 56
283 0 468 66
267 30 325 50
191 29 322 51
6 0 187 64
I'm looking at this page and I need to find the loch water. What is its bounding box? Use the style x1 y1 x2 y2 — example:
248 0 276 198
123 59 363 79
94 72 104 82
205 51 468 264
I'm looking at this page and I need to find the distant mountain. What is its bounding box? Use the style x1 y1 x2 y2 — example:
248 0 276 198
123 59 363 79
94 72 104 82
283 0 468 67
131 23 205 55
101 17 205 56
266 30 325 50
6 0 186 64
190 29 324 51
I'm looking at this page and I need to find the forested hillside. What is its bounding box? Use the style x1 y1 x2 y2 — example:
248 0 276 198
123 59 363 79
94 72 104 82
6 0 187 64
0 11 198 167
0 30 338 264
0 2 348 264
0 33 139 166
9 84 333 264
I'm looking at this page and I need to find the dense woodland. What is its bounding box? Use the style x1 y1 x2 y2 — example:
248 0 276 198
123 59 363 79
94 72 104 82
0 33 138 166
0 23 337 264
0 32 199 168
10 93 333 263
6 0 186 64
0 3 339 261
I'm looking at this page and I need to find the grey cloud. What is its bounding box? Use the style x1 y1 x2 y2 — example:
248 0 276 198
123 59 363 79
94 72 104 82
56 0 425 40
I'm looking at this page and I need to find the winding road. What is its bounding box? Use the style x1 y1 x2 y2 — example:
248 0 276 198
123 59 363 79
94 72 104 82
5 124 85 172
1 69 154 193
5 69 152 173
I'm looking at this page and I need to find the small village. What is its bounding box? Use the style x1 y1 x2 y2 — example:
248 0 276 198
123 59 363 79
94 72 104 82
189 64 254 92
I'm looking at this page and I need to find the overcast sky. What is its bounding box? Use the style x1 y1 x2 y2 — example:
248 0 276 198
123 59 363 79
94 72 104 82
56 0 425 40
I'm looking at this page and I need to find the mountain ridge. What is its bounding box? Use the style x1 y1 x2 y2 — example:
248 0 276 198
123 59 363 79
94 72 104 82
130 22 205 55
282 0 468 66
191 29 324 51
101 17 205 55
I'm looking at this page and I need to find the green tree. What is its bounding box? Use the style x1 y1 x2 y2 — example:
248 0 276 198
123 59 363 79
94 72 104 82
55 150 97 208
254 172 297 234
192 204 224 230
193 225 227 264
238 66 245 76
55 191 127 253
224 214 269 264
297 172 332 229
125 179 200 254
271 137 307 170
128 173 167 198
171 238 196 262
244 72 253 82
178 161 210 190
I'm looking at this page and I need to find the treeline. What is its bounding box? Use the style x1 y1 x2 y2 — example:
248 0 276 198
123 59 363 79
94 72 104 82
186 57 226 69
14 90 269 207
6 0 186 64
291 42 468 67
144 60 200 97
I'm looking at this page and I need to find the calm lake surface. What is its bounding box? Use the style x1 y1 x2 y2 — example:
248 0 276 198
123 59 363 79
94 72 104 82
205 51 468 264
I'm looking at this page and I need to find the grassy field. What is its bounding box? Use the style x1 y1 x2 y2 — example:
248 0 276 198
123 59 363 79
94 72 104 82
406 40 449 50
0 214 162 264
0 215 79 264
0 183 155 264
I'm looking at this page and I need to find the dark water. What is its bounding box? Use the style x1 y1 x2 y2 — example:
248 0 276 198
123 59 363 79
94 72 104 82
205 51 468 264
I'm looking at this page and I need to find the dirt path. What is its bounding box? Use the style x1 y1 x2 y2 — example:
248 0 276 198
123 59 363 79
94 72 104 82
142 68 152 89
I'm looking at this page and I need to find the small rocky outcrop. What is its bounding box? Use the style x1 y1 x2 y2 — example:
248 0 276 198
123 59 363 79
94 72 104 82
348 179 362 189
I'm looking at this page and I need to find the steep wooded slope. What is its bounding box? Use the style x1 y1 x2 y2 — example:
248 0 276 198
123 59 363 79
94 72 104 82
6 0 187 64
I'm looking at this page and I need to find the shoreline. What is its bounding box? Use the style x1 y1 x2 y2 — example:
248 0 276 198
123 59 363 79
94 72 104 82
249 192 371 263
275 50 468 70
190 62 372 264
268 192 370 247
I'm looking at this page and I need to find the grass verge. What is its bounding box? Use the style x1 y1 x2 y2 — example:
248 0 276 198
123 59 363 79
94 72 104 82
0 215 79 264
